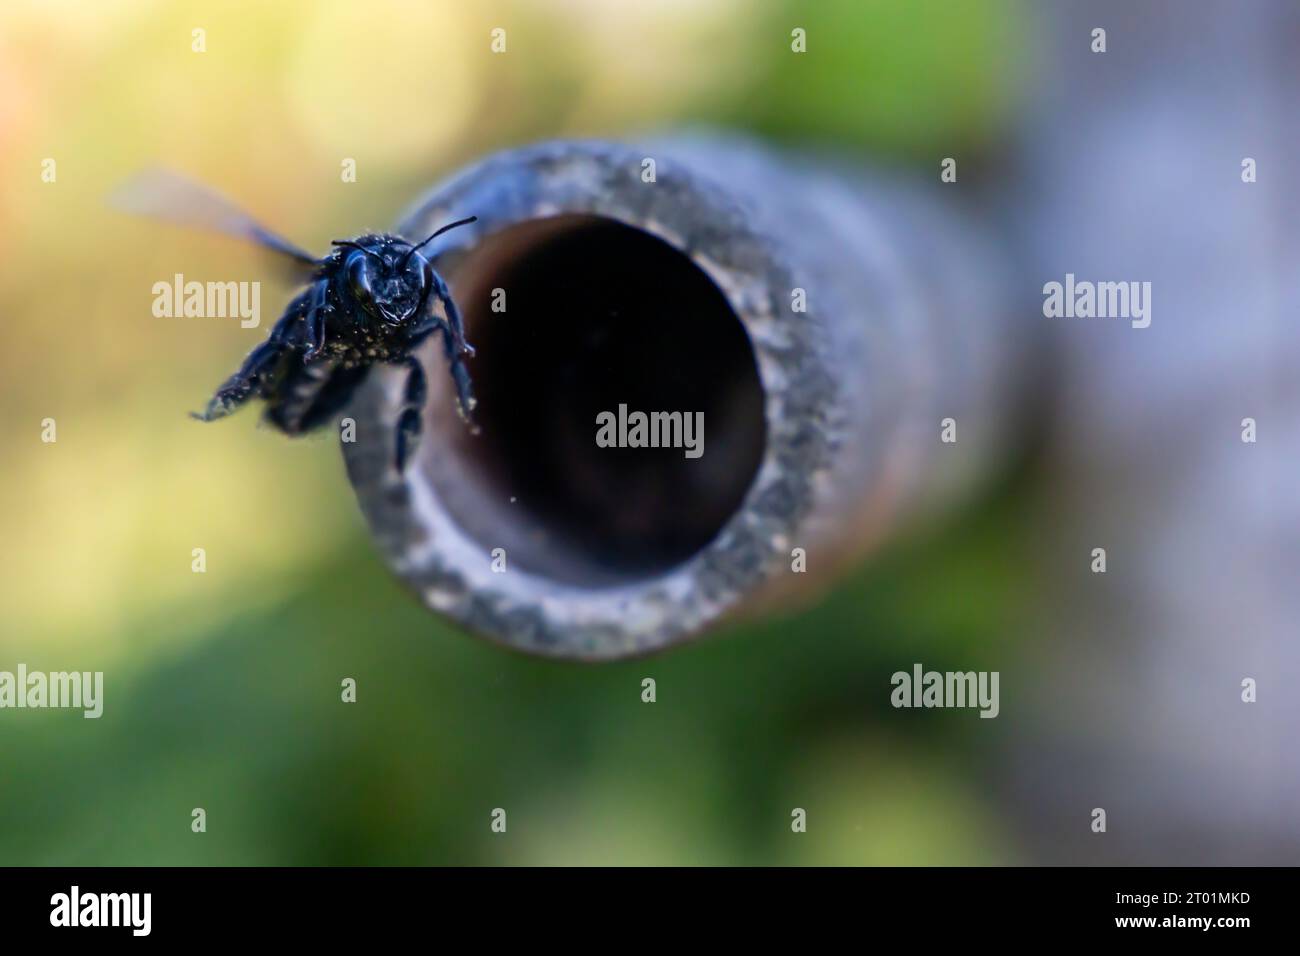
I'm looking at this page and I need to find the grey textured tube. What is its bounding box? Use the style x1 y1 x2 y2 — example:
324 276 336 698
342 136 1031 660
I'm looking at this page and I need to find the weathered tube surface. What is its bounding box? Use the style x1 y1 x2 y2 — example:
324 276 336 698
342 136 1030 660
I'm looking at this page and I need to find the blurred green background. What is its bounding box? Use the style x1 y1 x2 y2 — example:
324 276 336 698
0 0 1033 864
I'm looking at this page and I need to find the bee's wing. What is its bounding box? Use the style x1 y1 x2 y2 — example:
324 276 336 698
109 168 319 268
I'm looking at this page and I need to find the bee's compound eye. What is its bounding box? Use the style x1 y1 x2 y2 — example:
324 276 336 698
347 253 374 301
403 251 427 284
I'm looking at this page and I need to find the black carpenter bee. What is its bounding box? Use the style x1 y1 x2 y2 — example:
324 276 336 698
113 169 478 471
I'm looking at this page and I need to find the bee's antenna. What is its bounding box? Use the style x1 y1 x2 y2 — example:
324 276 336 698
399 216 478 268
331 240 385 261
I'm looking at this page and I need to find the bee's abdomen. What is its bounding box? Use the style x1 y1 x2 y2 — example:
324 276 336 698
263 355 369 435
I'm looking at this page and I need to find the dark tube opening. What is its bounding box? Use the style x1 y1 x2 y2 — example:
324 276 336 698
424 215 766 587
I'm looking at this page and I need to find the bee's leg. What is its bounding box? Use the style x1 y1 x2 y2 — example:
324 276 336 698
414 282 476 429
394 356 427 472
191 339 289 422
439 322 477 429
193 297 313 422
300 281 329 360
433 276 475 358
427 282 476 424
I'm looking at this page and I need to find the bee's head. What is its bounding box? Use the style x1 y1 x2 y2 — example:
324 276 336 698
337 239 427 327
333 217 477 328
